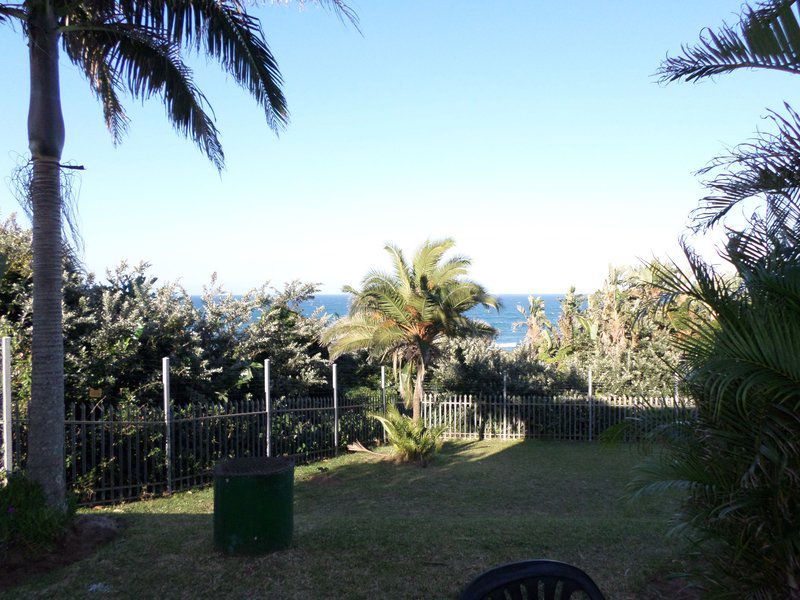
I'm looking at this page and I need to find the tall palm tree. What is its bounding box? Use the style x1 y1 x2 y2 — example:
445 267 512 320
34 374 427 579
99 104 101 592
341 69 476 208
1 0 354 506
322 239 499 423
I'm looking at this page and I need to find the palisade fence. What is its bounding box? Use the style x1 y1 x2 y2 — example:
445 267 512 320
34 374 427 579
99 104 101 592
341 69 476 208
422 393 695 442
0 337 696 506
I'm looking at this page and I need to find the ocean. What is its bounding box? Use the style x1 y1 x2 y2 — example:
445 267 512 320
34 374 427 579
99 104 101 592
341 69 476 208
191 294 564 349
300 294 563 349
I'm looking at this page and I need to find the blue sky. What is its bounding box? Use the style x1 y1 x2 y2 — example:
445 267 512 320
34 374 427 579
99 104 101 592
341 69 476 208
1 1 797 294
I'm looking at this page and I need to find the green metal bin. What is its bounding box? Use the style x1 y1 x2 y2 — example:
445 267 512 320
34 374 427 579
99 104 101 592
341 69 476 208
213 457 294 555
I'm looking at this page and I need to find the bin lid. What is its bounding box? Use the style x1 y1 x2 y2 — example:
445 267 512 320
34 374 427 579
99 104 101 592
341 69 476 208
214 457 294 477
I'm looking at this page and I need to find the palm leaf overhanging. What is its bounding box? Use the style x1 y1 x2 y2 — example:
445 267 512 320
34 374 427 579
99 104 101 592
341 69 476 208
658 0 800 83
2 0 357 169
322 239 499 423
692 105 800 230
659 1 800 231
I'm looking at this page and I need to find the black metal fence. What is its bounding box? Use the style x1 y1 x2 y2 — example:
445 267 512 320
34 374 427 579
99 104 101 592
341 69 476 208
3 393 392 505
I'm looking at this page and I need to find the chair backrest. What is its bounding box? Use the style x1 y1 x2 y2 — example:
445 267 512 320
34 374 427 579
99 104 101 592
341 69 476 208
460 559 606 600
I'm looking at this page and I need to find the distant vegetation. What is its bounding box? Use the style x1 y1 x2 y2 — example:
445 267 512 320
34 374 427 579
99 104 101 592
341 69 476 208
430 264 686 396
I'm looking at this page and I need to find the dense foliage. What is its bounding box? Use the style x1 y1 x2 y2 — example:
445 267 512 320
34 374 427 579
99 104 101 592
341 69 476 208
429 339 582 395
634 198 800 598
1 214 685 410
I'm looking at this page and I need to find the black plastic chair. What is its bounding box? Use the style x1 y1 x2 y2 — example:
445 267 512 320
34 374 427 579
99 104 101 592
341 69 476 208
460 559 606 600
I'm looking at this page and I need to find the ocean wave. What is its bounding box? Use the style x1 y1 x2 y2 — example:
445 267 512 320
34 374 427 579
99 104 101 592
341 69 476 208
494 342 518 349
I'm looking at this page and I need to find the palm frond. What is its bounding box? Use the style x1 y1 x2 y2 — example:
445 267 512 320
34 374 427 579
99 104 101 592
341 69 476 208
429 255 471 285
62 22 224 167
0 3 26 21
659 1 800 83
693 104 800 230
371 403 444 464
301 0 360 32
62 21 129 141
383 243 412 295
120 0 288 132
636 185 800 596
412 238 455 288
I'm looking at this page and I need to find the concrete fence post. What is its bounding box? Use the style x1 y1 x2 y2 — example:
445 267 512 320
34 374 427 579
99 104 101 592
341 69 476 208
502 371 508 440
2 337 12 474
332 363 339 455
673 372 680 420
162 357 173 494
587 368 594 442
380 366 387 443
264 359 271 458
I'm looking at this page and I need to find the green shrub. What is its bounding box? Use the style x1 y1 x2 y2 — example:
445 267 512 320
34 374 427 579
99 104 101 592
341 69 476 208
0 471 75 556
372 405 445 465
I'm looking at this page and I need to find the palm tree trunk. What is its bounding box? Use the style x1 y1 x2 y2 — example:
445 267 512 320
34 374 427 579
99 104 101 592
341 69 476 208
27 0 66 509
412 359 425 424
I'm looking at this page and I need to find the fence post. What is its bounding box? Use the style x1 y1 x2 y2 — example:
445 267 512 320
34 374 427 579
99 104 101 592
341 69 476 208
673 372 680 420
332 363 339 455
162 357 173 494
380 366 387 443
502 371 508 440
264 359 271 458
2 337 12 474
587 368 594 442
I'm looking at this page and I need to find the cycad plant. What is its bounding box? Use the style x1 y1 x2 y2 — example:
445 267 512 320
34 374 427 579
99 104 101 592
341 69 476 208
371 404 445 465
633 196 800 598
1 0 353 506
322 238 498 423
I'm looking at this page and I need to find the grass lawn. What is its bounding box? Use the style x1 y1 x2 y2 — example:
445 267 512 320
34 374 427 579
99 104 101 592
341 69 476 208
5 440 686 599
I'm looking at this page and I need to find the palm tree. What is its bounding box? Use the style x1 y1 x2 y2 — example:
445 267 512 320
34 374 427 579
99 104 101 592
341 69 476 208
512 295 555 356
1 0 355 506
322 239 499 423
